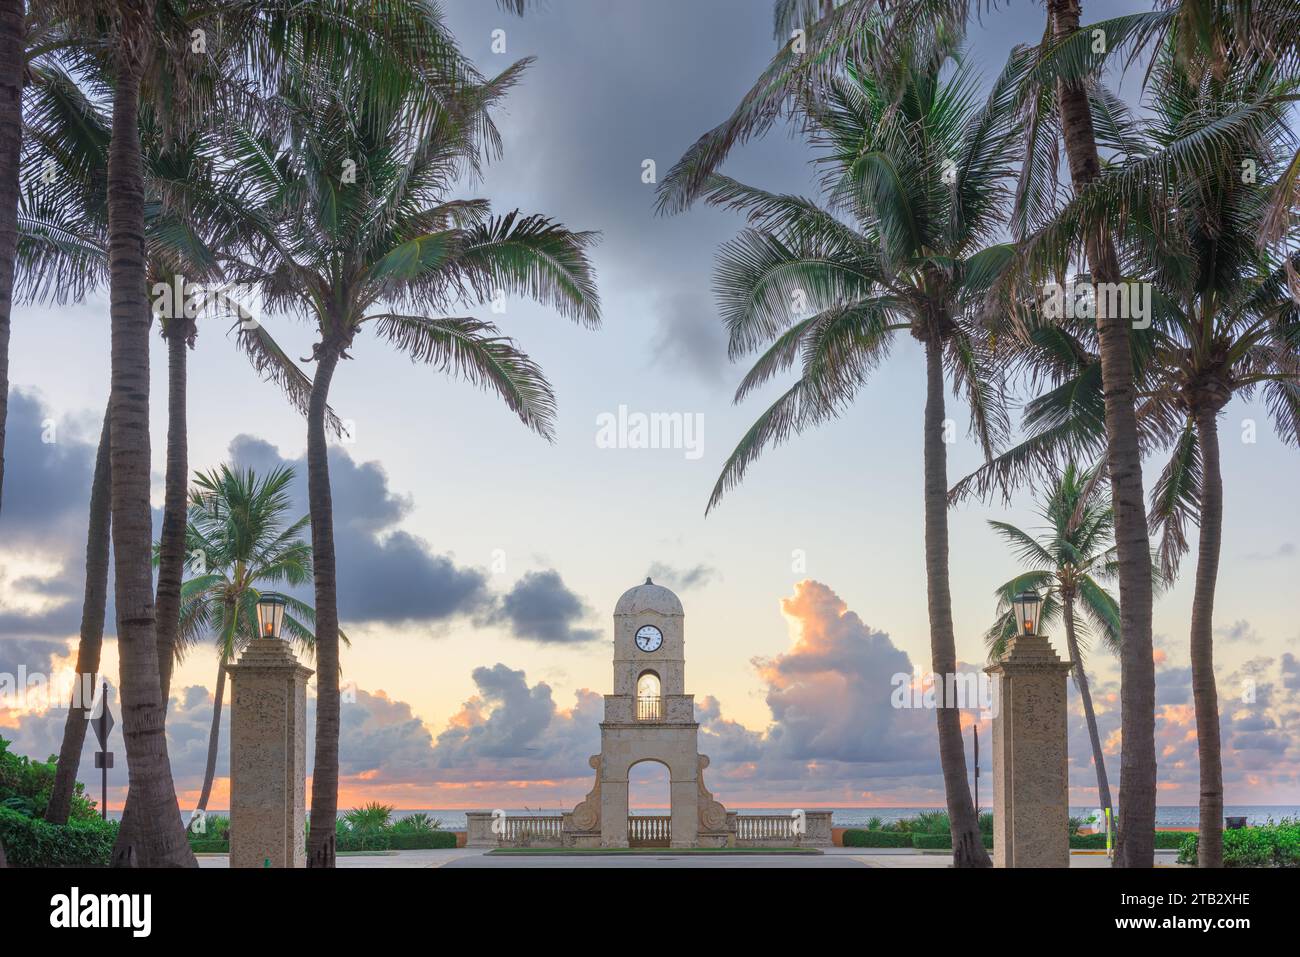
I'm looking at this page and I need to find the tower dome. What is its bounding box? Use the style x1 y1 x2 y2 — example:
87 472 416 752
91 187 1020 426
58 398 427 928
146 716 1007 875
615 577 683 617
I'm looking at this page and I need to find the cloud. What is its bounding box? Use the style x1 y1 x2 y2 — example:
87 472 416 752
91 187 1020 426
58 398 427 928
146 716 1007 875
1245 542 1296 561
481 570 602 644
227 435 492 627
0 390 107 641
429 664 602 782
1217 620 1262 644
648 291 731 388
646 561 719 591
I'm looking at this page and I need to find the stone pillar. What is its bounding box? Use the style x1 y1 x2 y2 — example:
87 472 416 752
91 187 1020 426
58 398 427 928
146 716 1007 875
228 638 312 868
600 778 629 847
985 633 1073 868
669 776 698 848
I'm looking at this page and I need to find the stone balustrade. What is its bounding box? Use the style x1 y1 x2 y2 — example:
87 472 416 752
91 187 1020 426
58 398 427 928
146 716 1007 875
732 811 833 847
602 693 696 724
466 809 833 848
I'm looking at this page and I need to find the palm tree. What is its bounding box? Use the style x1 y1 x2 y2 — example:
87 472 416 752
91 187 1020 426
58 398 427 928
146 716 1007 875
0 0 21 519
964 27 1300 867
16 59 337 826
221 60 600 866
175 465 318 818
1035 41 1299 867
655 0 1169 870
1029 0 1157 868
44 407 112 825
691 27 1031 866
983 463 1126 827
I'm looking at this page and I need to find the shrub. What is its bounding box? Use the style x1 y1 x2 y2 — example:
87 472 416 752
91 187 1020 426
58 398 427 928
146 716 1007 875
1070 832 1108 849
1178 820 1300 867
391 813 441 834
343 802 393 831
842 829 913 848
0 807 118 867
863 815 884 832
911 810 950 834
911 831 994 850
388 830 457 850
0 736 100 822
185 814 231 852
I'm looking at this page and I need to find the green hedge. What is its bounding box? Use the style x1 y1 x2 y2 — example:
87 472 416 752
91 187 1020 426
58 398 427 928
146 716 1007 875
841 829 914 848
0 807 118 867
388 830 457 850
335 829 457 851
1178 822 1300 867
910 832 994 850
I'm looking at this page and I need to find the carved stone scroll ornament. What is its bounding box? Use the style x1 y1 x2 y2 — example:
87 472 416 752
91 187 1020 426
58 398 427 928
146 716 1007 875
697 755 728 831
569 755 602 831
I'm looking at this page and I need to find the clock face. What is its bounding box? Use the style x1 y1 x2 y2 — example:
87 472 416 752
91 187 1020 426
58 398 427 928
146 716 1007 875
634 625 663 653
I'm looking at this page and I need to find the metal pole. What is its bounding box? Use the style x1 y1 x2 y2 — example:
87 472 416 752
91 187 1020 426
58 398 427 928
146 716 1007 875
100 679 108 821
973 726 980 817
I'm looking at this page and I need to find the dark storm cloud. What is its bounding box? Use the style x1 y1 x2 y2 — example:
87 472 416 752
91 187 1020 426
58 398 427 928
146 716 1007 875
0 390 109 641
227 435 491 626
646 560 719 591
648 292 731 388
0 638 68 676
482 569 602 644
0 390 98 545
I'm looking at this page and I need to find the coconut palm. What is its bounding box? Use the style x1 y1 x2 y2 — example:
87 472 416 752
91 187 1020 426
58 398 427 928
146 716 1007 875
16 60 339 826
0 0 20 520
984 463 1127 827
964 29 1300 867
692 26 1032 866
220 60 600 866
176 464 320 819
1035 42 1299 868
656 0 1167 870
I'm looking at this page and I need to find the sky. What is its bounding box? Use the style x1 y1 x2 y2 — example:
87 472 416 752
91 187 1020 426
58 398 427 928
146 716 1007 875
1 0 1298 815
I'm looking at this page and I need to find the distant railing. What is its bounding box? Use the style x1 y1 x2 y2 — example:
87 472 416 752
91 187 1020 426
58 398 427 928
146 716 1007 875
635 696 662 721
734 815 795 842
501 815 564 844
628 815 671 846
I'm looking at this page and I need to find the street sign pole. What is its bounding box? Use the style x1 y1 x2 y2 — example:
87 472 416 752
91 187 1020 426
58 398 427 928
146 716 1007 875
100 680 108 820
91 679 115 820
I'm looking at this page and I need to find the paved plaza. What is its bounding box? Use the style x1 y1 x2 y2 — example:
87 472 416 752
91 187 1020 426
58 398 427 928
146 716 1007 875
194 847 1185 868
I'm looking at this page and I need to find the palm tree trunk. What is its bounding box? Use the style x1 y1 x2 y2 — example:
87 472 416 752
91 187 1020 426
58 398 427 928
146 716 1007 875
194 660 227 815
1190 407 1224 867
46 407 113 825
1061 595 1114 827
923 335 990 867
1048 0 1156 868
0 0 23 516
155 324 189 707
105 12 195 867
306 344 342 867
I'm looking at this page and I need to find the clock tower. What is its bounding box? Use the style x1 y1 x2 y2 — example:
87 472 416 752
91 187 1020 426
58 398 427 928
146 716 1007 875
564 578 730 847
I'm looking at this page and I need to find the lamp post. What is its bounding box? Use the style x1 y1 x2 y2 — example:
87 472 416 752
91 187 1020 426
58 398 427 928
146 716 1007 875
229 590 312 867
985 583 1071 866
1011 588 1044 637
256 592 287 640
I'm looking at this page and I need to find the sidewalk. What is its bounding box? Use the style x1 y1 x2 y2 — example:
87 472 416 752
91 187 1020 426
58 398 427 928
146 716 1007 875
195 847 1185 868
